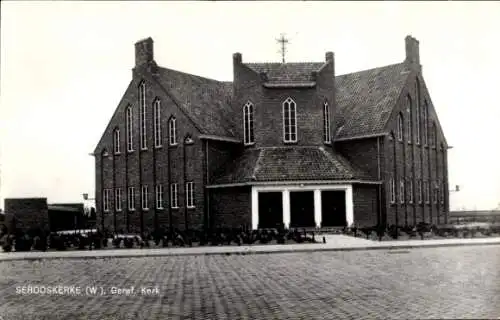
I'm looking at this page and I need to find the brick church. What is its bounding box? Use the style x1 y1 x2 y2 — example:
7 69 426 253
94 35 449 234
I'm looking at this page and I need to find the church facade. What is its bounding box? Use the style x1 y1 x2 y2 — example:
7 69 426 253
93 35 450 233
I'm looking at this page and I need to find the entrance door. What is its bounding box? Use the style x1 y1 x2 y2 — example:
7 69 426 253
290 191 315 228
321 190 346 227
258 192 283 229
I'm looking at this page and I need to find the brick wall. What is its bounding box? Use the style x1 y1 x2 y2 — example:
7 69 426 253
95 67 206 233
209 186 251 229
232 54 335 148
4 198 49 232
383 71 449 227
352 185 378 227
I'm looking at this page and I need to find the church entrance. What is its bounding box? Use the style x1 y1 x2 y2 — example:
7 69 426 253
321 190 346 227
258 192 283 229
290 191 315 228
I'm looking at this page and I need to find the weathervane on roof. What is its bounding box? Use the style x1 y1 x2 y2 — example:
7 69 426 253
276 33 290 63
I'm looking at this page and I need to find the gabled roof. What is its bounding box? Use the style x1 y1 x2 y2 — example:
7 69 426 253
334 63 409 140
155 67 236 138
246 62 325 84
211 146 373 185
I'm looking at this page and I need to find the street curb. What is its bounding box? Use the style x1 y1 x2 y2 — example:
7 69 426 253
1 241 499 262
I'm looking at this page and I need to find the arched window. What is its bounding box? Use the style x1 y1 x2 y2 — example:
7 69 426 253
153 99 162 148
423 100 429 145
323 101 331 143
406 95 412 144
113 128 120 154
169 117 177 146
397 113 404 141
139 81 147 150
415 79 421 145
126 106 133 152
431 122 437 147
243 101 254 145
283 97 297 143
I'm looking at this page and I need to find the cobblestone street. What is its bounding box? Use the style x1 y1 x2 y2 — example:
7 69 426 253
1 245 499 320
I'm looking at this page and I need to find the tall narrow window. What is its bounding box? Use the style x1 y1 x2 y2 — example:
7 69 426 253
139 81 147 150
170 183 178 208
323 101 331 143
186 182 195 208
156 184 164 209
154 99 162 148
128 187 135 211
407 179 413 204
113 129 120 154
424 180 430 204
243 101 255 145
103 189 111 212
417 179 423 204
406 95 412 144
141 185 149 210
169 117 177 146
441 180 445 205
415 79 421 145
126 106 133 152
432 122 437 148
423 101 429 146
115 188 122 212
390 177 396 204
399 179 405 204
283 97 297 143
397 113 404 141
434 180 439 204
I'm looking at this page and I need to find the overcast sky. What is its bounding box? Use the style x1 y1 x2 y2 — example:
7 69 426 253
1 1 499 211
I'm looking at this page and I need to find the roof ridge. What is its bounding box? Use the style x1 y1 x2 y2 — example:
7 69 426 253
158 66 227 84
335 62 405 78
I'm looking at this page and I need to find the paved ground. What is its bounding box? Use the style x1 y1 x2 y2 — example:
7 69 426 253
1 245 499 319
2 235 500 261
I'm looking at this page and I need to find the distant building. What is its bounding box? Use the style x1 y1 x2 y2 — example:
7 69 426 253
3 198 89 232
94 35 450 234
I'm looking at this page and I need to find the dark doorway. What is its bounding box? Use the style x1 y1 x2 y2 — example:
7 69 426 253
290 191 315 228
258 192 283 228
321 191 346 227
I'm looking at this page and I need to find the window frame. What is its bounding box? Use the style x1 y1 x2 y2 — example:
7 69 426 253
153 98 162 148
282 97 297 143
113 128 121 155
415 79 421 145
156 184 164 209
397 113 404 142
417 179 423 204
128 187 136 211
169 117 177 146
141 184 149 210
323 101 331 143
115 188 122 212
243 101 255 145
406 95 412 144
103 189 111 213
139 81 147 150
170 183 179 209
407 178 413 204
126 106 134 152
399 179 405 204
186 182 195 208
390 177 396 204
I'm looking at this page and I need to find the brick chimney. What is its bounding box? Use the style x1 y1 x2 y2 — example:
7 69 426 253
135 37 154 67
405 35 421 71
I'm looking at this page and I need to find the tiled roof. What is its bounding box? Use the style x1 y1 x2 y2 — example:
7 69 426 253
211 147 372 185
335 63 409 139
155 67 236 137
246 62 325 84
152 62 409 141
